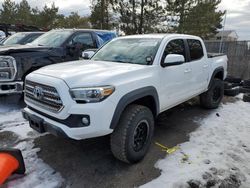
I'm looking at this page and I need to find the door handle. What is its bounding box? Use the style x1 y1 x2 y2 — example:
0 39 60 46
184 69 191 73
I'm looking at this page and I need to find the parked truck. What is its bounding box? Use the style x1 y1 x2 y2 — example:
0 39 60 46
0 32 45 46
22 34 228 163
0 29 117 94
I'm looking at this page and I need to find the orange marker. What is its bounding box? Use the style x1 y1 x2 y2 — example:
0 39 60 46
0 153 19 185
0 149 26 185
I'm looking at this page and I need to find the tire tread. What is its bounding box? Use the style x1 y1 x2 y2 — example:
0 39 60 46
110 105 153 163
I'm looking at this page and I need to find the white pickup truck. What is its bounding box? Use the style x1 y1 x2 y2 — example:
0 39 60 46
22 34 227 163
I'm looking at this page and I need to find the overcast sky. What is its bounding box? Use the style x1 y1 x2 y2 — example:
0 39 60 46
1 0 250 40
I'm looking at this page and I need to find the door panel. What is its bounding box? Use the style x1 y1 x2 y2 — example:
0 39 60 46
187 39 209 95
158 39 192 110
159 63 192 110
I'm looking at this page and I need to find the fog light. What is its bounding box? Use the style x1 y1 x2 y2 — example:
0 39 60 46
0 72 10 79
82 117 90 125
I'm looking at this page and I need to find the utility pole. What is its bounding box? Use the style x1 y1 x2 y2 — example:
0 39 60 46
100 0 105 29
219 10 227 53
139 0 144 34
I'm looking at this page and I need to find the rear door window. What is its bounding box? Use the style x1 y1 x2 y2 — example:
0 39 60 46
70 33 95 49
187 39 204 61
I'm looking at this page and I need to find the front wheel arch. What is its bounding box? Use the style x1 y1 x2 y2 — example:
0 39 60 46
110 87 159 130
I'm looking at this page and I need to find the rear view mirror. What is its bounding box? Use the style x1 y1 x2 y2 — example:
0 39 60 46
82 49 96 59
163 54 185 67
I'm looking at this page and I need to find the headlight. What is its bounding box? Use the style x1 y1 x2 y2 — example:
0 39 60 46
70 86 115 103
0 56 15 67
0 72 10 79
0 56 16 81
0 61 8 67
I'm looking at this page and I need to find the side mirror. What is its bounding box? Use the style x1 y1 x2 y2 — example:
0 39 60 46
163 54 185 67
66 44 76 56
82 49 96 59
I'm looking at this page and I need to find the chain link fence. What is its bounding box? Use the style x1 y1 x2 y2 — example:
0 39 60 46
205 41 250 80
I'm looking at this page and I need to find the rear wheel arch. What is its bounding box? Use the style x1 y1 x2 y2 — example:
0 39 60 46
110 86 159 129
208 67 224 89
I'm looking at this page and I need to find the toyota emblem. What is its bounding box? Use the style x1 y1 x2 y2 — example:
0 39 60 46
33 86 44 100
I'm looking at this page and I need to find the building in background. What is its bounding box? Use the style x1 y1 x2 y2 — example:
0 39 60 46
210 30 239 41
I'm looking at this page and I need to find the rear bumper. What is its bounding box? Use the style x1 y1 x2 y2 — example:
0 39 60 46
0 81 23 95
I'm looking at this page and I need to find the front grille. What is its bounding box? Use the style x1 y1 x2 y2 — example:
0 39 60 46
25 80 64 113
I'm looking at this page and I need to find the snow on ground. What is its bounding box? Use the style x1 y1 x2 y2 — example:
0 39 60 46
0 108 64 188
143 96 250 188
1 95 249 188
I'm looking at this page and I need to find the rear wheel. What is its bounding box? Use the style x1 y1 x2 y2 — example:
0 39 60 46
200 79 224 109
110 104 154 164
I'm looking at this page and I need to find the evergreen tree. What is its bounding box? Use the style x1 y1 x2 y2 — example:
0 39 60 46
166 0 196 33
38 3 59 29
111 0 165 34
16 0 32 25
90 0 115 30
0 0 17 24
182 0 224 39
166 0 224 38
64 12 90 28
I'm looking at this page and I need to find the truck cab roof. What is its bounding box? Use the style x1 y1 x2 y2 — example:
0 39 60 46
120 33 202 40
51 28 117 34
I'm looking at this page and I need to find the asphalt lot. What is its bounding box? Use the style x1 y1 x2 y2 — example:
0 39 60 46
0 95 228 188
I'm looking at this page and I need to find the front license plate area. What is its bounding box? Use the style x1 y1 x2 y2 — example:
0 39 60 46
29 114 45 133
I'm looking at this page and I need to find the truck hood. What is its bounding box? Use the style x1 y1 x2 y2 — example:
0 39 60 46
0 44 56 55
34 60 151 87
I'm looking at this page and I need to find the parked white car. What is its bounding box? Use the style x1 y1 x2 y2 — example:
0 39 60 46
22 34 228 163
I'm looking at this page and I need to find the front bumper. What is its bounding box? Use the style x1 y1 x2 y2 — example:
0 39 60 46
22 106 114 140
0 81 23 95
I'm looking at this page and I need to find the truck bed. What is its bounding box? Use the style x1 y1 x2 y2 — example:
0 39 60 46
207 53 225 58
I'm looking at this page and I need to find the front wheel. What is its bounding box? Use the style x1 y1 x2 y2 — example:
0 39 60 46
200 78 224 109
110 104 154 164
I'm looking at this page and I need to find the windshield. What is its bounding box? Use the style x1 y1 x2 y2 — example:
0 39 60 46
92 38 161 65
3 33 29 45
31 30 73 47
20 33 42 44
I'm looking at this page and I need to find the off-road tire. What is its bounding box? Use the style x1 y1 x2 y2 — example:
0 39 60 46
224 82 233 89
239 87 250 94
243 94 250 102
224 87 240 96
110 104 154 164
225 76 242 84
243 80 250 88
200 78 224 109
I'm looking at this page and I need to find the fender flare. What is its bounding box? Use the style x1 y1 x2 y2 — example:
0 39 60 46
110 86 160 129
208 66 224 89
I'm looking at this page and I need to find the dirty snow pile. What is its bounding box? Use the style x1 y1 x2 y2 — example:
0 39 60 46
143 96 250 188
0 108 63 188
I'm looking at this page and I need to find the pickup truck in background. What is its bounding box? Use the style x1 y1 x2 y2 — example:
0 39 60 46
0 29 117 94
22 34 228 164
0 32 45 46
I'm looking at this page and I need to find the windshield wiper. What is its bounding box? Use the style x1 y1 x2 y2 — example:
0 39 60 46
114 60 134 64
93 59 135 64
